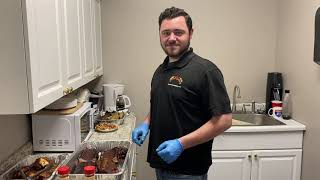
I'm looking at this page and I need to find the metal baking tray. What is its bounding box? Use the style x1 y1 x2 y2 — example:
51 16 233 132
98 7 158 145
62 141 131 180
0 153 69 180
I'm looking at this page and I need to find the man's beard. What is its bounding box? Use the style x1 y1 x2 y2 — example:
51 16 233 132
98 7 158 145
161 40 190 59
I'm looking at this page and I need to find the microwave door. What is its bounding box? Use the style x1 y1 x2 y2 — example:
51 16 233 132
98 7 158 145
80 108 92 143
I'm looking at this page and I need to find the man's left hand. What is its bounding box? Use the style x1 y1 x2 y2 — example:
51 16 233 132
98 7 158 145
156 139 184 164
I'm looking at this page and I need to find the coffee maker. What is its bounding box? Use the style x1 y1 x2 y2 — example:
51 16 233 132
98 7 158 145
265 72 283 113
103 84 131 112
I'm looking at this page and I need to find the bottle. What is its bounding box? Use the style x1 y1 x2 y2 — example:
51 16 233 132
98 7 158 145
282 90 292 119
57 165 70 180
84 165 96 180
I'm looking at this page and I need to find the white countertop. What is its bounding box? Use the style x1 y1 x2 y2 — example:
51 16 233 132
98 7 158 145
227 118 306 133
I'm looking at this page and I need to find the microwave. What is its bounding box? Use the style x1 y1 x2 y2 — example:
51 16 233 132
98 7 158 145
32 102 94 152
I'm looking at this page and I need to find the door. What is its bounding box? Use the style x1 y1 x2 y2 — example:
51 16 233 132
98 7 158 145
208 151 251 180
61 0 83 90
251 149 302 180
24 0 65 112
92 0 103 76
80 0 95 82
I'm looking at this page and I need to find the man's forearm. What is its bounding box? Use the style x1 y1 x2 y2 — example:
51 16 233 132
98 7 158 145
179 113 232 150
144 112 151 125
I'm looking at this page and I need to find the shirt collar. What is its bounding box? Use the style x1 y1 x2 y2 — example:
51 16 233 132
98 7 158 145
161 48 194 70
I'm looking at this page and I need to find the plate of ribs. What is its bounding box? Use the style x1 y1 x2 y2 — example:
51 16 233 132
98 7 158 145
1 154 68 180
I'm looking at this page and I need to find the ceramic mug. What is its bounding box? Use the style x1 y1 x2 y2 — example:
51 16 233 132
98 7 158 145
271 100 282 108
268 106 282 120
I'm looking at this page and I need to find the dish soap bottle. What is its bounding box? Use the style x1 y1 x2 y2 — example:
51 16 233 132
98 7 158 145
282 90 292 119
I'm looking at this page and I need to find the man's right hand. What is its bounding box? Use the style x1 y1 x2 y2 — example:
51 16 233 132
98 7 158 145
132 122 149 146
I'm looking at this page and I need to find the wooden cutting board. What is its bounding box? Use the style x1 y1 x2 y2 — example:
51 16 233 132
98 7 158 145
36 103 84 115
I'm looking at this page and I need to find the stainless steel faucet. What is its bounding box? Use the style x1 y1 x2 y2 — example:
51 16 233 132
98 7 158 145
232 85 241 112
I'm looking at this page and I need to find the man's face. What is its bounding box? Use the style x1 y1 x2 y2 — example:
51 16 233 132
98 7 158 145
159 16 193 58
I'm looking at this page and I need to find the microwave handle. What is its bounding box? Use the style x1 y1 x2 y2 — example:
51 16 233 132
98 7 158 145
82 107 94 130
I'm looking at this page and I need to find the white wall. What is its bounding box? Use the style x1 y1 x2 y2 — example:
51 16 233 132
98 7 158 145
277 0 320 179
0 0 31 164
101 0 278 179
0 115 30 163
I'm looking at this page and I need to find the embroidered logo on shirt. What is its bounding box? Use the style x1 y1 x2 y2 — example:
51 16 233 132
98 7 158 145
168 75 183 88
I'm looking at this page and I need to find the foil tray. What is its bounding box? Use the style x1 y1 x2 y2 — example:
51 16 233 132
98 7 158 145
61 140 132 180
0 153 69 180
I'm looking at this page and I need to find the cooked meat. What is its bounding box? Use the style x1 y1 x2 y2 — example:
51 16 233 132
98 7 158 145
79 148 98 162
113 147 128 162
97 150 118 173
33 157 50 171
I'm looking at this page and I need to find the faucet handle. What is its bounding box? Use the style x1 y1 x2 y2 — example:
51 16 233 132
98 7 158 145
242 104 250 113
251 100 256 113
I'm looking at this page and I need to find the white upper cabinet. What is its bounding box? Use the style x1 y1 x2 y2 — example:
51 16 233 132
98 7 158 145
0 0 103 114
93 0 103 76
81 0 95 81
24 0 65 112
62 0 83 89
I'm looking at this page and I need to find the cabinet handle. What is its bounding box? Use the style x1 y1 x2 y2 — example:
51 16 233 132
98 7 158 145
69 87 73 93
254 154 258 159
248 155 252 159
63 88 69 95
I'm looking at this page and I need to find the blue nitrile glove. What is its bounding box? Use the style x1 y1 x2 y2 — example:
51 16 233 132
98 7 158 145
156 139 184 164
132 122 149 146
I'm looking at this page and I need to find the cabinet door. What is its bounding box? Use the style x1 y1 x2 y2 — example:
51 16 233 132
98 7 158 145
24 0 65 112
92 0 103 76
80 0 95 82
208 151 251 180
251 149 302 180
61 0 83 90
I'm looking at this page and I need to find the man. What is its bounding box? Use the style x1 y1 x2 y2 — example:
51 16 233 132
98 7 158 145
132 7 232 180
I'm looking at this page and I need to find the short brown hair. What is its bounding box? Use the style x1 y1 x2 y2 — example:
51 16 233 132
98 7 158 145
158 7 193 33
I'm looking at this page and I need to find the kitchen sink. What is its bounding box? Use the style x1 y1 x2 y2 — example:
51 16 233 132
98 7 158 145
232 113 285 126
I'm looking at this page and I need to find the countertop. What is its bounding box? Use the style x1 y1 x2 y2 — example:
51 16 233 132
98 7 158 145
88 112 136 142
228 118 306 133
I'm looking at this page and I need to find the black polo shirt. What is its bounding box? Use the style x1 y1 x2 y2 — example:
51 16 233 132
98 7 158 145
147 48 231 175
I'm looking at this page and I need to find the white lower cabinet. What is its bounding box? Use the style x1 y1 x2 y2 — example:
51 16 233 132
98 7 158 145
208 151 251 180
210 130 304 180
251 149 301 180
209 149 302 180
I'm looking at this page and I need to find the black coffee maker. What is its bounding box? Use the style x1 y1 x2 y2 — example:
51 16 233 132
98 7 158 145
265 72 283 113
